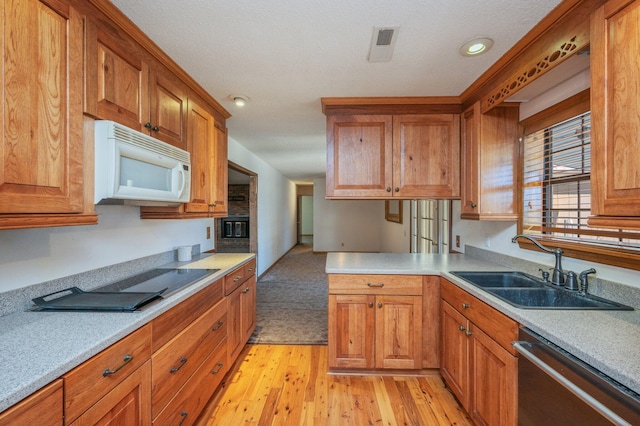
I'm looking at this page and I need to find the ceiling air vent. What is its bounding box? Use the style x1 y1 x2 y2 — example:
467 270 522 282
368 26 400 62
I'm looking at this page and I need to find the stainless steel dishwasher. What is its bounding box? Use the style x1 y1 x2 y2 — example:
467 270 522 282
513 328 640 426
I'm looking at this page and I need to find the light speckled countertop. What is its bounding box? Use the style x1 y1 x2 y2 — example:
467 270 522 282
326 252 640 395
0 253 254 412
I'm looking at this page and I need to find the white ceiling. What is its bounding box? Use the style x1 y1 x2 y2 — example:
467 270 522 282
110 0 564 184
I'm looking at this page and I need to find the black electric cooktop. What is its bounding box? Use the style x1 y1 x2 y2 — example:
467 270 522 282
32 268 220 312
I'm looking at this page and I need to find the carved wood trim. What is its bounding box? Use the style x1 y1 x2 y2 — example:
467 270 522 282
481 35 585 112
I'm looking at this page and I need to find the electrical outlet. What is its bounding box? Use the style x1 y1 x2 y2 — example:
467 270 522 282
456 235 460 248
206 226 211 239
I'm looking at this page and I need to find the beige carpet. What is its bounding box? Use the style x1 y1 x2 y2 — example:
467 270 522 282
248 244 328 345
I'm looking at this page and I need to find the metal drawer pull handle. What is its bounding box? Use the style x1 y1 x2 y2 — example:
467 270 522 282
242 287 250 293
212 320 224 331
176 411 188 426
233 276 241 282
367 283 385 287
211 362 224 374
462 303 470 309
512 342 631 426
103 354 132 377
170 357 188 373
459 325 466 331
465 331 473 337
248 268 255 272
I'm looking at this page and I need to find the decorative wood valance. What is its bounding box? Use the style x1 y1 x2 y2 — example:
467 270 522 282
481 35 587 113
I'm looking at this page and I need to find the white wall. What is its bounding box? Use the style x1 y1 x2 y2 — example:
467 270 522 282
0 205 213 293
379 200 411 253
228 137 297 276
313 178 383 252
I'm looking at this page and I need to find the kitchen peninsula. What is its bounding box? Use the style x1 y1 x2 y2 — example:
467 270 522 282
326 250 640 403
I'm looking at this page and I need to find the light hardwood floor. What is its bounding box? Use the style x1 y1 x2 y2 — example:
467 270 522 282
197 344 472 426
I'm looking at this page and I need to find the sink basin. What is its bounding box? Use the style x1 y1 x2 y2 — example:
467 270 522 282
449 271 633 310
450 271 545 288
488 288 633 310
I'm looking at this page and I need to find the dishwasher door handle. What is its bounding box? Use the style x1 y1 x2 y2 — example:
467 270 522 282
512 342 632 426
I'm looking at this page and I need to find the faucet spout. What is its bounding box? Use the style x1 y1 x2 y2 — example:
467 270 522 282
512 234 564 286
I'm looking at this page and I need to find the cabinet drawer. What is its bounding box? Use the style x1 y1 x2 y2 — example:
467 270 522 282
151 299 226 417
153 338 228 426
244 258 256 279
441 279 518 354
152 278 223 351
329 274 423 295
225 265 246 295
64 325 151 424
0 380 62 426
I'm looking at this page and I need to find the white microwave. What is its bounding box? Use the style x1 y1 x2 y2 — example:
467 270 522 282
94 121 191 206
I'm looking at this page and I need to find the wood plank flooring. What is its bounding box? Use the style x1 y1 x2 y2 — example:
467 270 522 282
197 345 471 426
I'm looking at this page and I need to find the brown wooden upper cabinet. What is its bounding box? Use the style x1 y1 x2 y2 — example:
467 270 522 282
0 0 97 229
461 102 520 220
325 110 460 199
589 0 640 229
85 24 188 151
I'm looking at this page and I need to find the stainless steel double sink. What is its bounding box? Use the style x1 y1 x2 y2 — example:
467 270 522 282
449 271 633 310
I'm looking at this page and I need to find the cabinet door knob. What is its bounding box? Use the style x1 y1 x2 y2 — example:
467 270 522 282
462 303 470 309
152 125 159 132
395 187 399 192
465 331 473 337
144 122 152 129
386 187 391 192
368 302 374 308
377 301 383 308
471 203 477 208
458 325 466 332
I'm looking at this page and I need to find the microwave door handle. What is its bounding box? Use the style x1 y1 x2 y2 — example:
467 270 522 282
177 168 186 197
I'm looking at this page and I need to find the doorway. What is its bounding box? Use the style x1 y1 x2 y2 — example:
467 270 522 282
296 185 313 246
216 162 258 254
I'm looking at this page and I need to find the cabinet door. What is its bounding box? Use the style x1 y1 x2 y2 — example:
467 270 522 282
461 103 519 220
240 275 257 342
393 114 460 198
328 294 375 369
461 105 480 216
1 0 84 214
185 98 215 213
326 115 393 198
212 125 229 217
469 326 517 426
227 285 243 364
85 24 149 134
70 362 151 426
375 295 422 369
0 380 62 426
149 69 187 150
440 301 470 409
590 0 640 219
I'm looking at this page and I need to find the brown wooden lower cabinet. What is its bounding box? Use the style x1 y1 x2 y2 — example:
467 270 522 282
328 274 423 370
440 279 518 426
0 380 63 426
69 362 151 426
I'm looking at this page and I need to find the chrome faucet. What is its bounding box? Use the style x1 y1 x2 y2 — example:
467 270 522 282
512 234 565 286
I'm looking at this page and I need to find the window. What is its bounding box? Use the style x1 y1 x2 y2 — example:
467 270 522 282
411 200 450 254
519 90 640 270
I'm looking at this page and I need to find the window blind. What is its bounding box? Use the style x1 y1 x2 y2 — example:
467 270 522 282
522 111 640 249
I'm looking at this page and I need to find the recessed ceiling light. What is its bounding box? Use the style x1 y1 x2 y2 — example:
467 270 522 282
228 94 250 107
459 37 494 57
